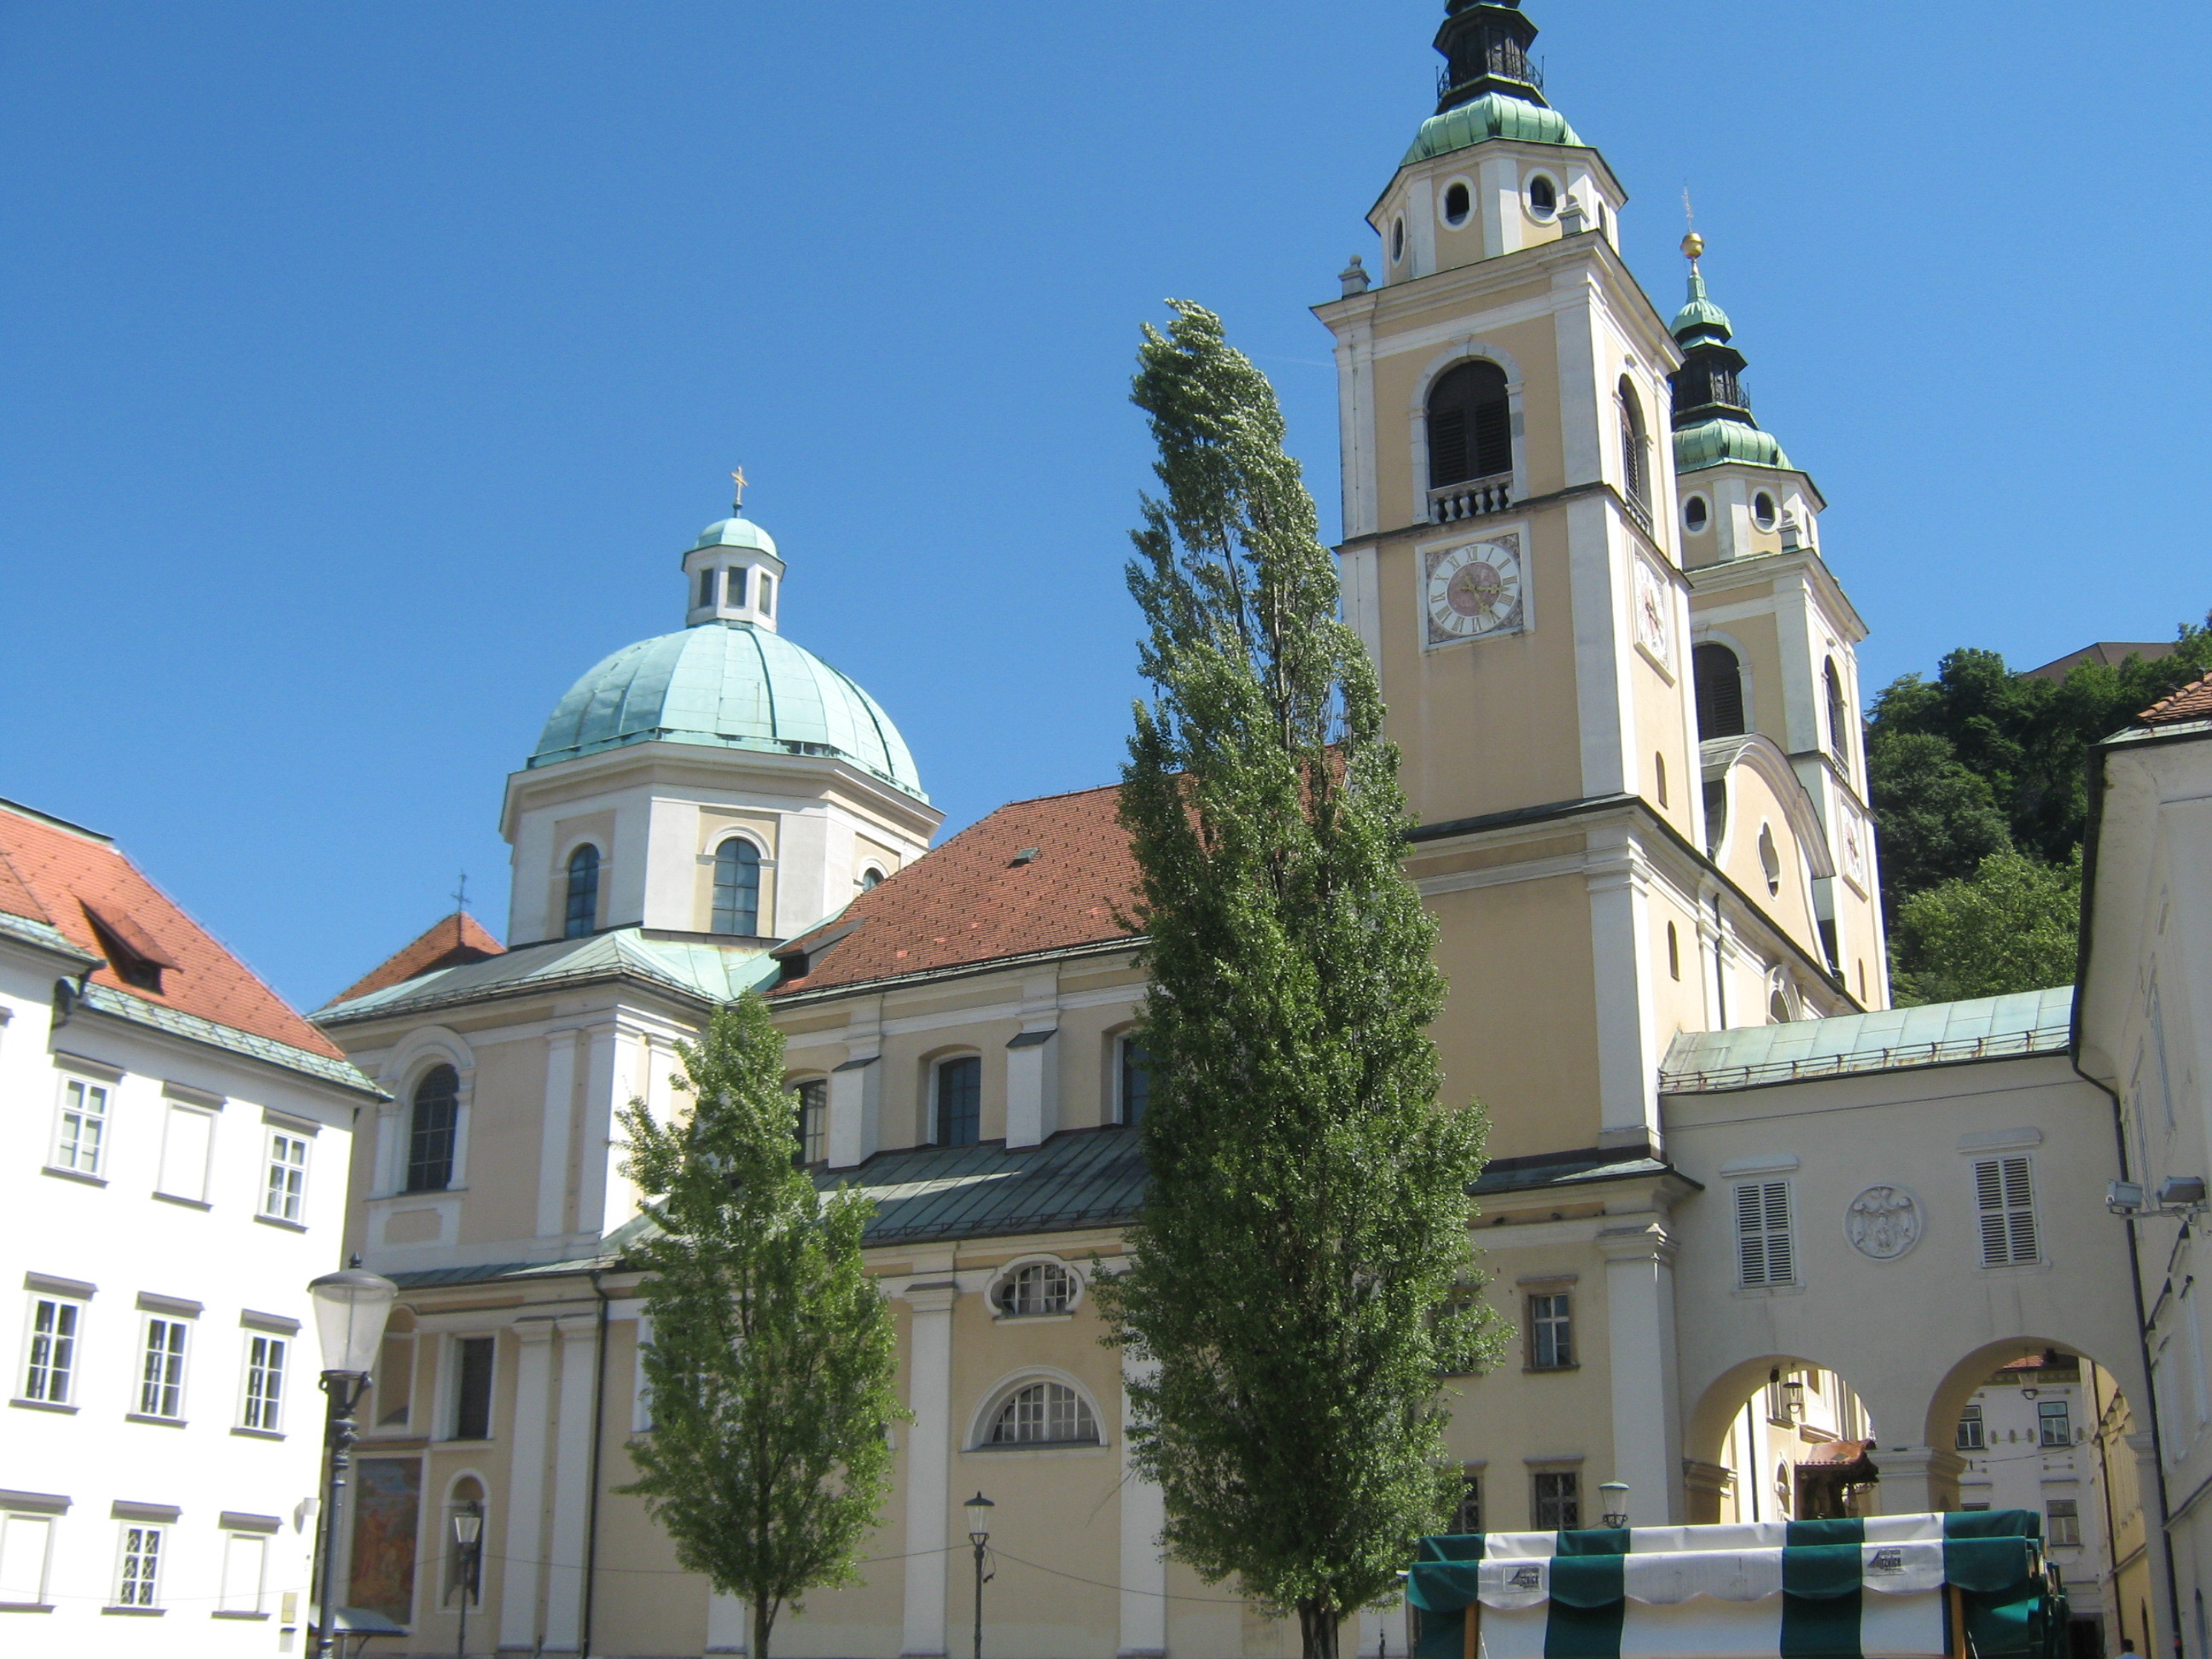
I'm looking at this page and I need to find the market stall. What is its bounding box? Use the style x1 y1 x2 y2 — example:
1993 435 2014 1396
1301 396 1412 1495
1406 1512 2065 1659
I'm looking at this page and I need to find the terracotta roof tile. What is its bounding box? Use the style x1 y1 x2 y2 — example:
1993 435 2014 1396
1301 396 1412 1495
0 845 54 928
332 911 505 1006
0 800 347 1062
771 783 1138 995
2140 671 2212 727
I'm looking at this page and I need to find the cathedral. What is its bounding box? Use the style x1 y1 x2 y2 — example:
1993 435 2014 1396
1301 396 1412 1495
310 7 2202 1658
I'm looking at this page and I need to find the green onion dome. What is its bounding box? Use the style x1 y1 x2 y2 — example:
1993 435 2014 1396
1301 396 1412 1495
1403 91 1582 164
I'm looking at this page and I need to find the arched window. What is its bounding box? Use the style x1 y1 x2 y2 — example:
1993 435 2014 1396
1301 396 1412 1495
1426 360 1512 489
934 1056 981 1148
1824 659 1851 761
1693 643 1747 739
444 1476 485 1606
987 1381 1098 1447
712 840 761 935
860 866 885 892
406 1064 460 1192
1119 1036 1151 1126
564 845 600 940
1769 989 1791 1026
994 1263 1077 1317
1618 377 1650 513
791 1078 826 1167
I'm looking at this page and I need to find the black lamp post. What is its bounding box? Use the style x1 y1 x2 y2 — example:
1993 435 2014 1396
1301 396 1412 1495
308 1269 399 1659
453 1499 484 1657
964 1492 995 1659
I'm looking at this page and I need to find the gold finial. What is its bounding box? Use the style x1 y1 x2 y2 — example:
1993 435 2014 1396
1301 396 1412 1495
730 465 748 512
1681 230 1704 261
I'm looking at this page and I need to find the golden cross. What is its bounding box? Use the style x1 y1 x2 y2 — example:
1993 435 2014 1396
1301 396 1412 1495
730 466 748 511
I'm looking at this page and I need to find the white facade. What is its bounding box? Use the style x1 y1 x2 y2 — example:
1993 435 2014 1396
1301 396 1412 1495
0 859 373 1651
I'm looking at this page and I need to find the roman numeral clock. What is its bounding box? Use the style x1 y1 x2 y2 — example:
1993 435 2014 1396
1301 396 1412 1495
1424 533 1525 643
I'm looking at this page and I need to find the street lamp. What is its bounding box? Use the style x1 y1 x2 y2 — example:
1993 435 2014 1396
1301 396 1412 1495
964 1492 995 1659
453 1499 484 1658
308 1269 399 1659
1783 1375 1807 1421
1598 1482 1630 1529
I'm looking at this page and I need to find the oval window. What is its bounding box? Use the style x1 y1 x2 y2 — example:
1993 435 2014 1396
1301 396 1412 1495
1392 218 1406 263
1753 491 1778 530
1528 176 1557 218
1442 182 1471 226
1684 496 1709 533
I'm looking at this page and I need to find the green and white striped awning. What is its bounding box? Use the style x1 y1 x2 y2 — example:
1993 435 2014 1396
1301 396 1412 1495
1408 1513 2064 1659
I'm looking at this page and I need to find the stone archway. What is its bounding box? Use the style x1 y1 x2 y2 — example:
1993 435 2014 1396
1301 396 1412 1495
1683 1353 1885 1525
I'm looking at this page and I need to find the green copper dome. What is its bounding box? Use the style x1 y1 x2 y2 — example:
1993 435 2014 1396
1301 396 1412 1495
1674 417 1791 474
1671 268 1734 346
531 621 925 799
1403 91 1581 164
688 516 778 558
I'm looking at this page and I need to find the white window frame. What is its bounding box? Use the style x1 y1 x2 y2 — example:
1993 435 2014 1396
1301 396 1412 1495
983 1378 1099 1447
1974 1155 2040 1266
218 1529 269 1614
114 1522 166 1609
262 1128 310 1222
52 1074 112 1175
992 1260 1080 1318
20 1294 84 1406
1956 1403 1985 1451
1526 1289 1574 1370
2046 1499 2081 1548
137 1316 190 1421
240 1332 288 1433
0 1511 56 1608
1115 1033 1150 1127
1734 1179 1797 1287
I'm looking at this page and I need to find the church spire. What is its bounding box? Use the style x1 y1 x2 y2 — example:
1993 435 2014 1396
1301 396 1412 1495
1433 1 1548 114
1668 235 1792 472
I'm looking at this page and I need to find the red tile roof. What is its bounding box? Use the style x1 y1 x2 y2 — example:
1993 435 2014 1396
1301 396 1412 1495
771 783 1139 995
2141 671 2212 727
0 799 347 1062
331 911 505 1007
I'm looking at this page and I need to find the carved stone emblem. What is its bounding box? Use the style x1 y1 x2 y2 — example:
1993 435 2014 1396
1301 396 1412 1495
1845 1185 1923 1260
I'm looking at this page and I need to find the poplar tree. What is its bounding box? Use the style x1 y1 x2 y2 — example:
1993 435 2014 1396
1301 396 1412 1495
1093 302 1500 1659
618 996 905 1659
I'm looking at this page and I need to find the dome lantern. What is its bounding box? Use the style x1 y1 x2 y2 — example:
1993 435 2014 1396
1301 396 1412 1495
682 472 786 632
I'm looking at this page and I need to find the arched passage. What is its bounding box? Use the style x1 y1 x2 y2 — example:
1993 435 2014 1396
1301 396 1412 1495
1685 1353 1882 1526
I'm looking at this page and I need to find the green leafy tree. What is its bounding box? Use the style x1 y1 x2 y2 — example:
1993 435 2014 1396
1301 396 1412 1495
1890 850 2082 1005
617 997 905 1659
1863 728 2014 922
1092 301 1501 1659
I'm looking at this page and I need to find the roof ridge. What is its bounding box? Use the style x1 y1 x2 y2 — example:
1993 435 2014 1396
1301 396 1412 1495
0 795 111 843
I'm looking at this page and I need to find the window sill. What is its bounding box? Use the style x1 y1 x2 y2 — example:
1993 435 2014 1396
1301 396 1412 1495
125 1412 187 1428
1525 1365 1580 1374
1732 1283 1805 1299
9 1396 76 1414
231 1425 284 1441
1978 1260 2052 1276
252 1213 309 1234
964 1440 1109 1455
41 1164 106 1188
0 1602 54 1613
439 1437 495 1448
102 1606 166 1616
992 1312 1075 1324
151 1190 212 1211
212 1610 272 1621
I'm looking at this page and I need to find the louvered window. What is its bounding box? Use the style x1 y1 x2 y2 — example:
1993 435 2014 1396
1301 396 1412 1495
1975 1156 2040 1265
1426 361 1512 487
1694 643 1748 739
1735 1180 1796 1286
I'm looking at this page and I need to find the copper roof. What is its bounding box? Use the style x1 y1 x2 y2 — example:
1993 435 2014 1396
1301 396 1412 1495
772 783 1139 995
2140 671 2212 727
332 911 505 1006
0 798 349 1064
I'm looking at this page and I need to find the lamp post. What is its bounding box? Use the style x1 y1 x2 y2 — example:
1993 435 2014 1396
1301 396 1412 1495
453 1499 484 1658
964 1492 995 1659
308 1269 399 1659
1598 1482 1631 1529
1783 1374 1807 1421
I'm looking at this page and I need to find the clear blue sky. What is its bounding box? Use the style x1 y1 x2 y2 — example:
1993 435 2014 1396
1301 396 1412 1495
3 2 2204 1010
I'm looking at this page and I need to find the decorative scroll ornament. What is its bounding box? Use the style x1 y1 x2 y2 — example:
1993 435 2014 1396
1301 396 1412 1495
1845 1185 1923 1260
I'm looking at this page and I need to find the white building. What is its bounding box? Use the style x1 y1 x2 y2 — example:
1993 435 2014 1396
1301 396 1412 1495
0 797 378 1653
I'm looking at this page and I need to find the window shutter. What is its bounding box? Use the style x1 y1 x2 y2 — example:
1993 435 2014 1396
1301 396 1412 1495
1735 1181 1794 1286
1428 408 1469 488
1976 1156 2038 1265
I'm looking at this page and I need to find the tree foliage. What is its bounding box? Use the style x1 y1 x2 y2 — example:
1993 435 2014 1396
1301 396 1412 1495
1091 301 1501 1659
1890 850 2082 1006
618 996 905 1659
1866 617 2212 924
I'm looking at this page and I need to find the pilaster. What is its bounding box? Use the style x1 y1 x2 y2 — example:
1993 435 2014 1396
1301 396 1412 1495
1597 1217 1684 1522
2128 1431 2180 1659
1586 829 1658 1150
901 1281 958 1658
1118 1356 1167 1659
535 1030 580 1239
1867 1445 1962 1516
542 1313 602 1654
499 1320 558 1652
707 1591 748 1656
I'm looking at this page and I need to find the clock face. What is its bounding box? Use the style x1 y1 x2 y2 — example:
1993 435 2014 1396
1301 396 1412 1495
1424 536 1524 644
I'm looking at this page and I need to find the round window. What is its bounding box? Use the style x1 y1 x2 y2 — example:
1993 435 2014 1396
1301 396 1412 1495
1753 491 1778 530
1442 181 1471 227
1683 495 1710 533
1528 175 1557 218
1392 218 1406 263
